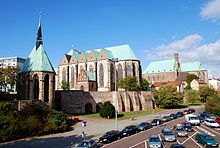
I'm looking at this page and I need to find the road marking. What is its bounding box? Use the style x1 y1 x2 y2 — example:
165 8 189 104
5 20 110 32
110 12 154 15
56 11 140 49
129 140 145 148
201 125 220 136
158 134 166 148
177 139 180 144
190 135 204 148
195 126 215 137
182 131 198 144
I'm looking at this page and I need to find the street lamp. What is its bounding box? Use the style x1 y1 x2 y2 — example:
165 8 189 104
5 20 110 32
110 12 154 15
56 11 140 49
112 58 119 130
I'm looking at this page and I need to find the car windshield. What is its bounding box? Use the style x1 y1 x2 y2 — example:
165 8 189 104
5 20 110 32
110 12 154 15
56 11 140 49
183 123 191 126
176 127 184 131
78 142 89 147
164 132 173 135
150 137 160 142
205 135 214 140
190 117 199 120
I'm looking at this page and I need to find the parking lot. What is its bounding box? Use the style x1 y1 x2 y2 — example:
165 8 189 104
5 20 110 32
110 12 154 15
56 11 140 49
103 114 220 148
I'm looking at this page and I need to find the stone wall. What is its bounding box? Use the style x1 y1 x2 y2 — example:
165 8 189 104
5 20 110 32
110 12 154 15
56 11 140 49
55 90 154 114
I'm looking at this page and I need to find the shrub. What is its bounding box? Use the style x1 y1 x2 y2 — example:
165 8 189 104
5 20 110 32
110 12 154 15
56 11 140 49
100 101 116 119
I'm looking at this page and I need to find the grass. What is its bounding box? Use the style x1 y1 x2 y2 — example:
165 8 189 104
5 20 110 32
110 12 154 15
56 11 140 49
78 108 164 120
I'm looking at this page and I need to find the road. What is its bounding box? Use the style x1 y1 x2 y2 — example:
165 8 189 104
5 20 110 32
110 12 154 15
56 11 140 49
103 107 220 148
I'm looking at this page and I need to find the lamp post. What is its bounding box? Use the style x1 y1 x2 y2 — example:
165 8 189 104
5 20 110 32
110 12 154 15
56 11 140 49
112 58 119 130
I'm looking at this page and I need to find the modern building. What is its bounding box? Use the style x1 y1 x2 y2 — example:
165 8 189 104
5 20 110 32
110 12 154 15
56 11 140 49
142 53 208 90
17 18 55 107
0 57 26 68
57 45 141 91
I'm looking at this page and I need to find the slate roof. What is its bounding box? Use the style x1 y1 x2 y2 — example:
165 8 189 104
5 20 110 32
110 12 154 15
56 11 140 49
20 45 55 73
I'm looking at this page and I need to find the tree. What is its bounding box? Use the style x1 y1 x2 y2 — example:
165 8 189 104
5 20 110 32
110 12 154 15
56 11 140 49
99 101 115 119
185 90 200 104
153 85 183 108
140 78 149 91
205 95 220 115
199 86 217 102
118 77 138 91
61 80 69 90
186 74 198 85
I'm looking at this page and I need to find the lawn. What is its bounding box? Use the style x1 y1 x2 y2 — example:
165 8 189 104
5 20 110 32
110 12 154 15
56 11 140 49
78 108 164 120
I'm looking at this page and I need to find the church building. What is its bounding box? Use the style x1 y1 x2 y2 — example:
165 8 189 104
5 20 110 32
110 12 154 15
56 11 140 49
57 45 141 91
17 18 55 107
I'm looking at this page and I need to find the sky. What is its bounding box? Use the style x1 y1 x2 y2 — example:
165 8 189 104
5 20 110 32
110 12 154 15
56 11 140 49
1 0 220 78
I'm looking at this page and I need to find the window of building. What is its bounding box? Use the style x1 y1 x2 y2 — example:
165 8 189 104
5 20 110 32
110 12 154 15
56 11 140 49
126 64 131 77
99 64 104 87
117 64 123 80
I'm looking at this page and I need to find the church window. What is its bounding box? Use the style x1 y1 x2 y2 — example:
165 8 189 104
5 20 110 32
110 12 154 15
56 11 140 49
126 64 131 77
89 65 94 73
71 66 74 87
117 64 123 80
62 67 66 81
133 63 136 77
99 64 104 87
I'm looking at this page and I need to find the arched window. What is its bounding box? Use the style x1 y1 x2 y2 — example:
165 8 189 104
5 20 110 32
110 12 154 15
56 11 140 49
89 65 93 73
33 74 39 100
62 67 66 81
126 64 131 77
117 64 123 80
99 64 104 87
71 66 74 87
133 63 136 77
44 74 49 102
80 65 84 76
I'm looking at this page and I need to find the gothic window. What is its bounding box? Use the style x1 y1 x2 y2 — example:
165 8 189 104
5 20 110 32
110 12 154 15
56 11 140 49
111 63 115 83
99 64 104 87
44 74 49 102
133 63 136 77
62 67 66 82
80 65 84 76
157 75 159 80
117 64 123 80
89 65 94 73
71 66 74 87
33 74 39 100
126 64 131 77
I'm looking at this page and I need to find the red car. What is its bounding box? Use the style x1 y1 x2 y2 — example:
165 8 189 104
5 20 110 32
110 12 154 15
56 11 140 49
215 118 220 125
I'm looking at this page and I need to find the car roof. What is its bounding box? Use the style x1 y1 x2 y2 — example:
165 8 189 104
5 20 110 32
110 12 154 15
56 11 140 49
163 128 171 132
81 139 94 142
149 134 159 138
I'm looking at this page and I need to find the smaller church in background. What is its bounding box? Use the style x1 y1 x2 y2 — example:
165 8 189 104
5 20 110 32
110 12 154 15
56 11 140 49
142 53 208 91
17 17 55 107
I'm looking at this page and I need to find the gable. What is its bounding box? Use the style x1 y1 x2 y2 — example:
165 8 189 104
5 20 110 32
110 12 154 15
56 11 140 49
60 54 71 65
98 49 108 60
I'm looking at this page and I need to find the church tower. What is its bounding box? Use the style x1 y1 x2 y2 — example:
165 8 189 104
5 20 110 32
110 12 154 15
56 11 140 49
174 53 181 79
18 16 55 107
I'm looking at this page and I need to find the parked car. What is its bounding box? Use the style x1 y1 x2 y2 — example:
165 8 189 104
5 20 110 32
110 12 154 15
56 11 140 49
187 108 195 113
161 128 176 142
162 115 171 122
204 118 220 128
201 112 211 119
170 144 185 148
99 130 121 144
138 122 152 131
182 122 193 132
176 112 184 117
121 125 139 137
174 124 188 137
169 114 177 120
195 133 219 147
183 110 188 115
151 118 163 126
148 135 163 148
198 116 205 123
76 139 97 148
215 117 220 125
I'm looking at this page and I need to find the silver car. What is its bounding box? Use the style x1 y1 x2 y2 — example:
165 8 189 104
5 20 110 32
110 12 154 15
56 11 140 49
148 135 163 148
174 125 188 137
161 128 176 142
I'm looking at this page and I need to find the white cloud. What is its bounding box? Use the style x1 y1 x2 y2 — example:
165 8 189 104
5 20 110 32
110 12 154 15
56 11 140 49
145 34 220 77
200 0 220 22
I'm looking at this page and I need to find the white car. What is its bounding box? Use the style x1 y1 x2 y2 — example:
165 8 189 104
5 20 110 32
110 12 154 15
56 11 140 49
204 118 220 128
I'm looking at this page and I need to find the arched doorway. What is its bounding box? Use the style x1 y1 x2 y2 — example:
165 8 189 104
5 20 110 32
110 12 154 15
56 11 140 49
44 74 49 102
96 102 103 113
85 103 93 114
33 74 39 100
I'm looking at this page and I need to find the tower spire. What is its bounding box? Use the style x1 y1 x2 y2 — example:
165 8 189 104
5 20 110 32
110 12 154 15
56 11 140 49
36 12 43 50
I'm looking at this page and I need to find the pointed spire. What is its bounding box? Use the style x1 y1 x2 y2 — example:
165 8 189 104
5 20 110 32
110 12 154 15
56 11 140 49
36 11 43 50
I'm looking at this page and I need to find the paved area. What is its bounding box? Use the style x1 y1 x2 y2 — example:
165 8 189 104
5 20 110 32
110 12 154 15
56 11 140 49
0 106 204 148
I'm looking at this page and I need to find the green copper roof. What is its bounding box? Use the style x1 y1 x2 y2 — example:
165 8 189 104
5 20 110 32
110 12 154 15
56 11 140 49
67 44 138 61
181 61 206 71
86 71 95 81
20 45 55 73
143 59 206 74
82 51 90 59
143 60 174 74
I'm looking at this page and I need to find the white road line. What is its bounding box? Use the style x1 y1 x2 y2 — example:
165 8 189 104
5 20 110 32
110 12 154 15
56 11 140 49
129 140 145 148
182 131 198 144
195 126 215 137
201 125 220 136
190 136 203 148
176 139 180 144
158 134 166 148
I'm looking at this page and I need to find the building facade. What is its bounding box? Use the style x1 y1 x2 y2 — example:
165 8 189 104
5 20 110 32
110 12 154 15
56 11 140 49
17 19 55 107
142 53 208 90
57 45 141 91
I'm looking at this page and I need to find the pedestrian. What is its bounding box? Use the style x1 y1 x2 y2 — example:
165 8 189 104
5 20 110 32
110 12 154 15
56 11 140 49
131 115 134 121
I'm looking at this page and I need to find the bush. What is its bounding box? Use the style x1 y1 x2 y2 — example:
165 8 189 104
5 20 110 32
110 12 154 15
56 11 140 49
205 95 220 115
100 101 116 119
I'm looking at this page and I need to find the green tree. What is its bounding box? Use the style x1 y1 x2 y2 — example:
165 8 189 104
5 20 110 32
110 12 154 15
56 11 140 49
140 78 149 91
205 95 220 115
185 90 200 104
61 80 70 90
99 101 115 119
153 85 183 108
186 74 198 84
118 77 138 91
199 86 217 102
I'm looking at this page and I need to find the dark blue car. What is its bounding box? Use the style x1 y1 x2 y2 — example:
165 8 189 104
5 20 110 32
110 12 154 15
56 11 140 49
176 112 184 117
182 122 193 132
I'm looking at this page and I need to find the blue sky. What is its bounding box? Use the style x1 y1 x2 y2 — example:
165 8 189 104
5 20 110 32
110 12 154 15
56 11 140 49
1 0 220 77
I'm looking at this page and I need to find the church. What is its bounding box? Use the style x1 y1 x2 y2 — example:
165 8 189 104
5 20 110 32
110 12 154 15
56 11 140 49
57 45 141 91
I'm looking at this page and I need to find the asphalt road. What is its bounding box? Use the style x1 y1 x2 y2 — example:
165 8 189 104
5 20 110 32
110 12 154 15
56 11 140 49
103 108 220 148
